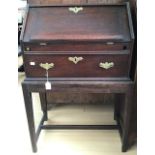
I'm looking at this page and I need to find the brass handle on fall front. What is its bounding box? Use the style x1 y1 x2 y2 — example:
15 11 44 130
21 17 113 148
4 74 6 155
68 56 83 64
99 62 114 69
40 63 54 70
69 7 83 14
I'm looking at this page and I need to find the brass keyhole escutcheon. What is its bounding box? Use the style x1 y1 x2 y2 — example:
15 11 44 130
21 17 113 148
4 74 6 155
69 7 83 14
68 56 84 64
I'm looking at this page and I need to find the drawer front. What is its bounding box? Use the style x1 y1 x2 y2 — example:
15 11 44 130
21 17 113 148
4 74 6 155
23 42 130 52
24 54 130 78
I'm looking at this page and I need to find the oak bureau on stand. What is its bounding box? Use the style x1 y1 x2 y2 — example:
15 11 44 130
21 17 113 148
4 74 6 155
21 3 135 153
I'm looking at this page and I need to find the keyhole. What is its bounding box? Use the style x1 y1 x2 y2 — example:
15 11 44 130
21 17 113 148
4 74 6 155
123 46 127 50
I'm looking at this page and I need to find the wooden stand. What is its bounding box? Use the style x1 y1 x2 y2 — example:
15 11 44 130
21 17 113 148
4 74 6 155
22 79 134 152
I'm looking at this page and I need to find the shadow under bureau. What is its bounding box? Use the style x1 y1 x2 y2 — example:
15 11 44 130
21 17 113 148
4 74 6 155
21 3 135 153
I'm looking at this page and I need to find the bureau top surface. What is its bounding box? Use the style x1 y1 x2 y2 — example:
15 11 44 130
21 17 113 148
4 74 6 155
22 4 132 43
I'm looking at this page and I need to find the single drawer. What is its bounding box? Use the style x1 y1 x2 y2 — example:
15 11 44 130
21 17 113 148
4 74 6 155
23 42 130 52
24 53 130 78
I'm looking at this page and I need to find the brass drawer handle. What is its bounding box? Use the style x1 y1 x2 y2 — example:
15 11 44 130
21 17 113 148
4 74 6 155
26 47 30 51
69 7 83 14
99 62 114 70
39 42 47 46
40 63 54 70
68 56 83 64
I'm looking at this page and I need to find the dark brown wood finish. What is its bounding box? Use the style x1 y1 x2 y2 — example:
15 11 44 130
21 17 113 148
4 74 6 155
87 0 126 4
21 4 134 79
22 84 37 152
24 53 130 78
28 0 87 5
24 42 131 51
23 79 134 93
23 5 131 43
39 92 48 120
27 0 126 5
21 2 135 153
22 79 134 152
